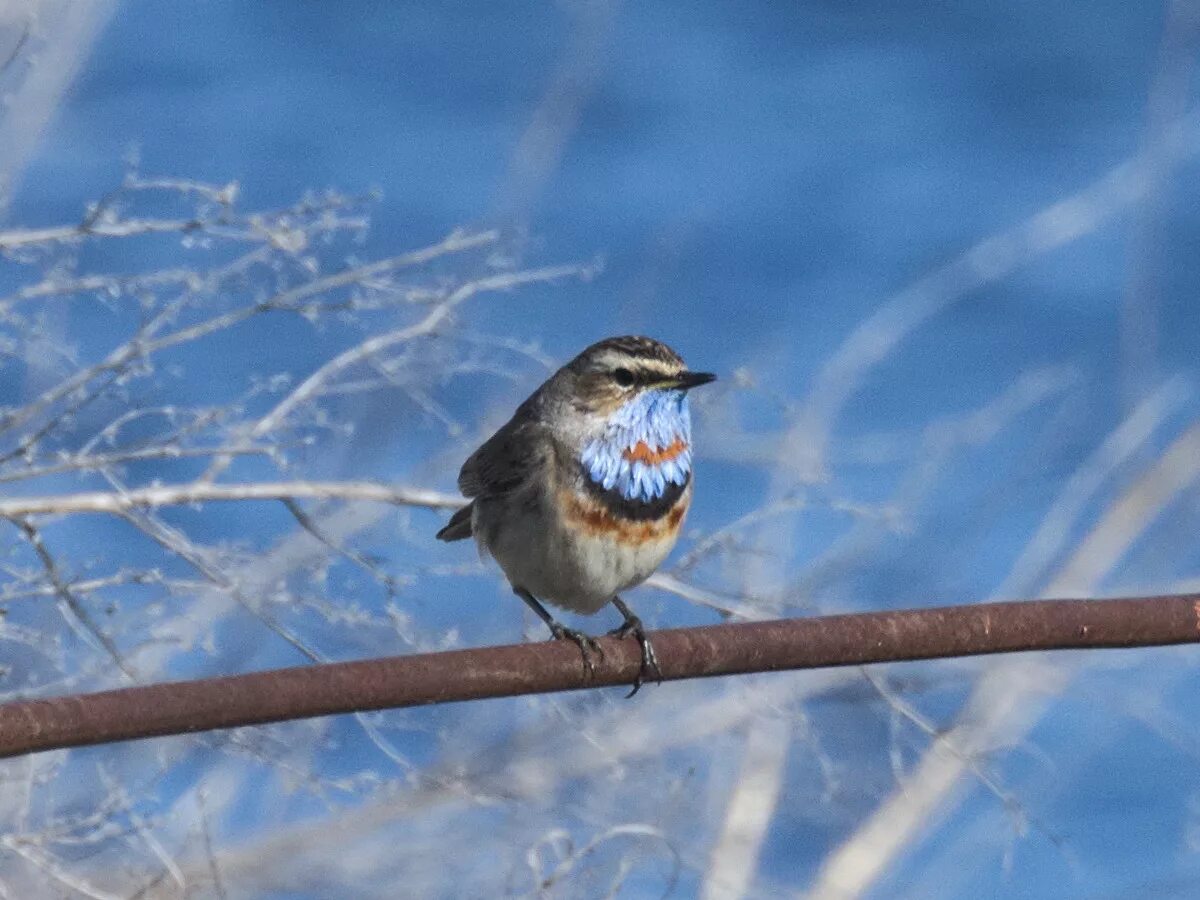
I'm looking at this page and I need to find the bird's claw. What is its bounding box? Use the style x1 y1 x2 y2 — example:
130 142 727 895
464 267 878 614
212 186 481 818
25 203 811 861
550 623 604 676
608 615 663 698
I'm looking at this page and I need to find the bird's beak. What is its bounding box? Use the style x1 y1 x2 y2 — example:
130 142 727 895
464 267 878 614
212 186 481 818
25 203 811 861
673 370 717 391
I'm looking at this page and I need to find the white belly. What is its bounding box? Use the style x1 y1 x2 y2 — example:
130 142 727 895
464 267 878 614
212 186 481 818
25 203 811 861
474 484 685 615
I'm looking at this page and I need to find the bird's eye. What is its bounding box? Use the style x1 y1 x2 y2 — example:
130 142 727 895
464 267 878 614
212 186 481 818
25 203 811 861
613 367 635 387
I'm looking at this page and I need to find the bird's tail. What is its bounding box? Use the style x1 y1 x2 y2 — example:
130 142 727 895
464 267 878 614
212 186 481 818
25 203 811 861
436 502 474 541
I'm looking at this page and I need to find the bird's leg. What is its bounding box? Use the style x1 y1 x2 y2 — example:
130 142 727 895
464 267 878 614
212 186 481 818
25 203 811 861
608 595 663 697
514 587 603 676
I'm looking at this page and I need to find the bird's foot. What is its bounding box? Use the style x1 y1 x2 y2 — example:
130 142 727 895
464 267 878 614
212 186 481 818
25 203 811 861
608 614 663 698
549 623 604 677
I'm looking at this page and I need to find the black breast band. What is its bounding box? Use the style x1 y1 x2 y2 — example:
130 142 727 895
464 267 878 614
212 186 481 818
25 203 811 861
579 467 690 521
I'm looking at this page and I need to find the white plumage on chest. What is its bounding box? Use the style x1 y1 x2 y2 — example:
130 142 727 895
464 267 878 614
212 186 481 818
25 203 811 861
473 477 691 615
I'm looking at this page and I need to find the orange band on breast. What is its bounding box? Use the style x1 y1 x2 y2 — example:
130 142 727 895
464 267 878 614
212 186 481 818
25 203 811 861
622 437 688 465
559 487 690 544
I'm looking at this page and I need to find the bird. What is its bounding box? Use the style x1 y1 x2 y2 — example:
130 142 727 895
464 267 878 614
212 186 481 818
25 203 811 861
437 335 715 694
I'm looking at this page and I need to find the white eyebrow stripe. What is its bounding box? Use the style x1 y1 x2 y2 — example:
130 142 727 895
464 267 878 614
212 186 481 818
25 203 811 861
594 352 681 379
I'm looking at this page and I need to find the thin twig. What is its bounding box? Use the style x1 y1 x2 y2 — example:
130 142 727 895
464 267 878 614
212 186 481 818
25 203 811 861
8 518 136 680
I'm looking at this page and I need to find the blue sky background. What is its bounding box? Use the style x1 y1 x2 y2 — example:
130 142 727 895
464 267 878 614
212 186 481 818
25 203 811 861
2 1 1200 898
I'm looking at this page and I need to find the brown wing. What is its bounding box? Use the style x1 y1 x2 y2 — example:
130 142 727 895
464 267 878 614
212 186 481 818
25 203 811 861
438 415 545 543
435 502 475 541
457 410 550 499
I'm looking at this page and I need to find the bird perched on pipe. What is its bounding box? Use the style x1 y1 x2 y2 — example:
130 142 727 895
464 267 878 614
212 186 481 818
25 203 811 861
437 335 715 694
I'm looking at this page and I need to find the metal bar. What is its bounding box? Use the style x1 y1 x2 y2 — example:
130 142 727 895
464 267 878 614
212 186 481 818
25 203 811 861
1 593 1197 758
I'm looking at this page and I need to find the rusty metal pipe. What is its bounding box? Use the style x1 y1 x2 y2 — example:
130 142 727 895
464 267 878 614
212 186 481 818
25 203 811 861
1 593 1198 759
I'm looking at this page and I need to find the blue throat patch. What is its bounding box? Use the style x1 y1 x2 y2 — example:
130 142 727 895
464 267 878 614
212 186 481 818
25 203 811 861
580 389 693 503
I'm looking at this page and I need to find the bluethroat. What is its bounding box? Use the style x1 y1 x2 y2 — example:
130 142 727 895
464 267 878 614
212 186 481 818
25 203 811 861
437 335 715 694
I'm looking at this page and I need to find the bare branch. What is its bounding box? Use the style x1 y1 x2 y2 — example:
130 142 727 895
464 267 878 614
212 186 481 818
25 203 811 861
792 111 1200 480
8 518 136 679
198 260 598 484
0 835 123 900
0 444 276 485
807 411 1200 899
0 480 462 518
700 718 790 900
281 498 403 596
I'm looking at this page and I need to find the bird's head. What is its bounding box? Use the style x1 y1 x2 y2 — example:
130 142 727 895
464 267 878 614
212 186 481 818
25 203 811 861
560 336 715 502
565 335 716 418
